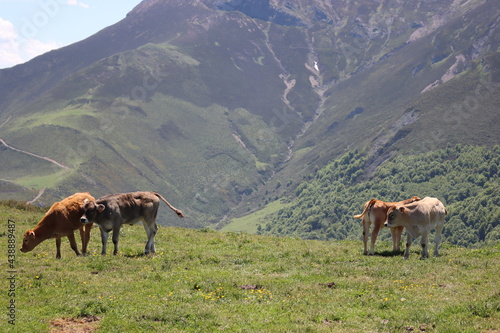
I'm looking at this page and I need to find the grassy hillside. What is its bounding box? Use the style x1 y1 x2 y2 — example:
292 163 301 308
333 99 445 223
231 144 500 247
0 38 290 226
1 202 499 332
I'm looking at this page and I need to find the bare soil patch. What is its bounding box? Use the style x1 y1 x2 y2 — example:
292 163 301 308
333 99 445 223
50 315 100 332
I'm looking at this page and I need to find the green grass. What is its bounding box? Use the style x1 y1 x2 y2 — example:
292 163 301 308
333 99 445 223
293 147 314 160
221 199 291 233
16 169 73 189
9 106 95 131
1 203 499 332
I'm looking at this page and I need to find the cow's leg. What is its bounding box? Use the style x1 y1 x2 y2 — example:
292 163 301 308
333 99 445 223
112 225 121 255
67 231 81 257
420 230 429 259
55 237 62 259
362 220 370 255
404 233 413 259
79 227 86 254
143 221 158 254
391 226 404 252
434 224 444 257
369 222 381 255
80 223 92 255
99 227 109 255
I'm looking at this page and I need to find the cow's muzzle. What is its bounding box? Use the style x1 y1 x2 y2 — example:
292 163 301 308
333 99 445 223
80 216 89 224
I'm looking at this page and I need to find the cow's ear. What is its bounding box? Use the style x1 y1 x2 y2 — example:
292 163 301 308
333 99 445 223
399 207 407 214
29 230 35 237
97 204 105 213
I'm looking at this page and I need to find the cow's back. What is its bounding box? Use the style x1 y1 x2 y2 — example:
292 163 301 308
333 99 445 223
38 192 94 230
59 192 95 225
424 197 447 224
411 197 446 226
97 191 159 223
369 200 390 224
122 192 158 220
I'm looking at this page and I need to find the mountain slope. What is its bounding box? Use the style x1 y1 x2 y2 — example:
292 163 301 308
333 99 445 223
0 0 498 228
270 0 499 182
229 145 499 247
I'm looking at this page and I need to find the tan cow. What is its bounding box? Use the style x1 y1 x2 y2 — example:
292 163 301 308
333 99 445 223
384 197 447 259
20 192 95 259
354 196 420 255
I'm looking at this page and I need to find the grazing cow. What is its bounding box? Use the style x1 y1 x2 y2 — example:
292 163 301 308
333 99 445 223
353 196 421 255
20 192 95 259
80 191 184 255
384 197 447 259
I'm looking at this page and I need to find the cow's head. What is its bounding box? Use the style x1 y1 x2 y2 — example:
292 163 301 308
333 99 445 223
384 206 407 228
20 229 39 253
80 199 105 224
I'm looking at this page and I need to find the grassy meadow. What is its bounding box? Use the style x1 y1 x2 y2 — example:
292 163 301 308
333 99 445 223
1 202 499 332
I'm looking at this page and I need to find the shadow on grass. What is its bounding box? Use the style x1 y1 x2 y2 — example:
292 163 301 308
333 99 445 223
373 250 404 257
123 252 148 258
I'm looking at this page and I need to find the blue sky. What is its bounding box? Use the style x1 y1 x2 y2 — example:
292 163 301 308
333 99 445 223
0 0 143 69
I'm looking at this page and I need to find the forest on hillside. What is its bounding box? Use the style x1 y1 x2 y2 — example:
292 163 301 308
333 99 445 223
258 145 500 248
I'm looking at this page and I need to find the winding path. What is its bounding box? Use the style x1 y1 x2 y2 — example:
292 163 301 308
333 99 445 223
0 139 70 169
26 188 46 205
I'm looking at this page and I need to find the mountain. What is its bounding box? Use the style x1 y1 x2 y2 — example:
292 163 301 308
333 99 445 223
0 0 498 231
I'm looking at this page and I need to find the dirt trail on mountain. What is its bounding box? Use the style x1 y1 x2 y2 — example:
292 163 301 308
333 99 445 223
26 188 46 205
0 139 70 169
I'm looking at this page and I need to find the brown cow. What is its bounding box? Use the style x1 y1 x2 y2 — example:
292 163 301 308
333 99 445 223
353 196 420 255
20 192 95 259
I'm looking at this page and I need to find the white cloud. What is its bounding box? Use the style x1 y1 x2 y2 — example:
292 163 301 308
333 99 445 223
67 0 89 9
0 17 62 69
0 17 23 68
0 17 17 40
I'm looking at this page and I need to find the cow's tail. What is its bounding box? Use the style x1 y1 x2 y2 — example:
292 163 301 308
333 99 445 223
153 192 184 218
353 199 376 220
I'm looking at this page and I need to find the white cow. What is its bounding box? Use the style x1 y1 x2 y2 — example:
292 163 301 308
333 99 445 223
384 197 447 259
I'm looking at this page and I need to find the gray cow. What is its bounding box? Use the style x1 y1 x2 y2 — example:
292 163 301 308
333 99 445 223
80 191 184 255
